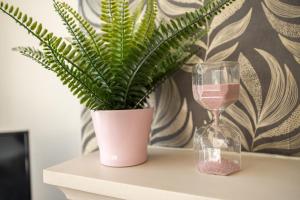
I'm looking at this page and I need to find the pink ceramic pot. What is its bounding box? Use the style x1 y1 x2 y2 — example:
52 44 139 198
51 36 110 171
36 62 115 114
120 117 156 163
91 108 154 167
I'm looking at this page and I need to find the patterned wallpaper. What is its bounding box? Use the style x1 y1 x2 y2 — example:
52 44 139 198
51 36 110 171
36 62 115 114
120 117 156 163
79 0 300 156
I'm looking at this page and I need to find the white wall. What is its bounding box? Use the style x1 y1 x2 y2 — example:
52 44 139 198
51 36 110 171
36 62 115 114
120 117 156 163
0 0 81 200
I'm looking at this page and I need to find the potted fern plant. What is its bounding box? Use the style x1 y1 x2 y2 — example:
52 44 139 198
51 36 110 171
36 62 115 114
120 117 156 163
0 0 234 167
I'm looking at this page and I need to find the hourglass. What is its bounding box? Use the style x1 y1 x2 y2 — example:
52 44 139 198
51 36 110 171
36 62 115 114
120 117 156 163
192 61 241 176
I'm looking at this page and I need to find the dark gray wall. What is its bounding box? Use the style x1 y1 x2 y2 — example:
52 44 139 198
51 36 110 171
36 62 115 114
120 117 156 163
80 0 300 156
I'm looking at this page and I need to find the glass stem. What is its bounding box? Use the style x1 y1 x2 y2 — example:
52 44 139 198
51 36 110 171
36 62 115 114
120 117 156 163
213 110 221 126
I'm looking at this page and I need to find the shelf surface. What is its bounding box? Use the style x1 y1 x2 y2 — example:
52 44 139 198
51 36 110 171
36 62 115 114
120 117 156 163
44 146 300 200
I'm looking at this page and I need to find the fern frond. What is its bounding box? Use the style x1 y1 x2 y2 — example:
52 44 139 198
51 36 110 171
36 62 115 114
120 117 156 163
134 0 157 43
0 2 54 44
124 0 233 107
134 48 196 108
134 29 207 108
53 0 111 92
100 0 118 24
99 0 135 108
131 0 145 32
100 0 118 45
13 46 51 70
43 37 109 109
57 1 104 57
110 0 133 65
45 36 106 94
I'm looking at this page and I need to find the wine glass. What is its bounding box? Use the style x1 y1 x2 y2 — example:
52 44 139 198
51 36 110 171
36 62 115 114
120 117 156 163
192 61 241 176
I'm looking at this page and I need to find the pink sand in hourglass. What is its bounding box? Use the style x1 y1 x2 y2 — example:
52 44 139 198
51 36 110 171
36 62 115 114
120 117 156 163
198 159 240 176
193 83 240 111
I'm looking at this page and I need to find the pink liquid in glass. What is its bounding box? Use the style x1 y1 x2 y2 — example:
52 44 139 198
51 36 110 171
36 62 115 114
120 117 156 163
193 83 240 111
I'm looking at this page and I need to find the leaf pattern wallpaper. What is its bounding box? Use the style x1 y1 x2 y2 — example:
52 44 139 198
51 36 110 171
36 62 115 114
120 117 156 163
79 0 300 156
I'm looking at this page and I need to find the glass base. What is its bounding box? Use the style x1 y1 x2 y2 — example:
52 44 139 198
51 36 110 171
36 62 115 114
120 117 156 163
197 159 240 176
194 122 241 176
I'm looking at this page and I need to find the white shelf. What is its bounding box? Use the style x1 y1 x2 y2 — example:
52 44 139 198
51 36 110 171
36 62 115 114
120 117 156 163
44 146 300 200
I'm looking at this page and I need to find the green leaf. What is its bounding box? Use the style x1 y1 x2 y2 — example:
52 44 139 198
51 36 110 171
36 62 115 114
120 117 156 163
30 21 37 30
8 5 13 13
22 14 27 23
134 0 157 43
